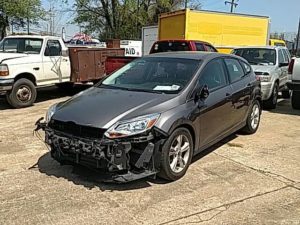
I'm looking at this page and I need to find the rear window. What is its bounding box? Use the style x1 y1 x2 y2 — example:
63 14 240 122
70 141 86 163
151 41 190 53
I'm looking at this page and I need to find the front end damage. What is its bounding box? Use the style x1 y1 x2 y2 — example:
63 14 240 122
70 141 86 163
35 118 167 183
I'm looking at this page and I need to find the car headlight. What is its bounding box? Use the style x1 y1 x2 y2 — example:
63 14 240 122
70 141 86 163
104 113 160 139
45 103 58 123
0 64 9 76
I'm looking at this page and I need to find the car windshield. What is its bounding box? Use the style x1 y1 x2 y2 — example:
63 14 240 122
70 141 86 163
233 48 276 66
100 57 200 94
151 41 190 53
0 38 43 54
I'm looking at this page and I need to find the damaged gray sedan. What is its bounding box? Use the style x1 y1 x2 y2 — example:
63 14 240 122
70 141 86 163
36 52 261 182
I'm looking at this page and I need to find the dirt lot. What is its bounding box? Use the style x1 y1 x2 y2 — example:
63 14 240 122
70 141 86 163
0 87 300 225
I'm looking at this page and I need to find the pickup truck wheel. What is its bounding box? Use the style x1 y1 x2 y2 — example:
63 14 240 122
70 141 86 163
158 128 193 181
291 91 300 110
281 90 290 99
263 83 278 110
6 78 37 108
241 100 261 134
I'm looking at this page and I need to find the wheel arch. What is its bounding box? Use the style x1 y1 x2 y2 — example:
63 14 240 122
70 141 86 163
14 73 37 86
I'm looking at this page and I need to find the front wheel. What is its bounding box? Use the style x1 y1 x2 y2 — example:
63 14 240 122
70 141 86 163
242 100 261 134
158 128 193 181
6 78 37 108
263 83 278 110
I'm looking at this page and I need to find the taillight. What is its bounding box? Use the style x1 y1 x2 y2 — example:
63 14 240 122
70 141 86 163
288 59 295 74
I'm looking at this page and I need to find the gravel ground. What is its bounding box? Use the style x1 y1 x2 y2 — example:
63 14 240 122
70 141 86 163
0 87 299 225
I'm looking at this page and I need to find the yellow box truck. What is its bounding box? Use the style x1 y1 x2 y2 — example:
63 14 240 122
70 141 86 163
158 9 270 53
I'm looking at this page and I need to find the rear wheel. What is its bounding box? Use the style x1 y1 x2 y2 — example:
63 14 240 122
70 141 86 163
242 100 261 134
6 78 37 108
263 83 278 110
291 91 300 110
158 128 193 181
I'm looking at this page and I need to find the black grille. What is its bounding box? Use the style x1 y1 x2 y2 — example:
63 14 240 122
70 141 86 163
49 120 106 139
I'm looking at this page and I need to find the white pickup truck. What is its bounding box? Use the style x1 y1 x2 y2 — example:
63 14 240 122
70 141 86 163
0 35 71 108
287 57 300 109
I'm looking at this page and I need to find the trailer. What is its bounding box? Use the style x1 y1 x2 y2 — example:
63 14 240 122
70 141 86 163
158 9 271 53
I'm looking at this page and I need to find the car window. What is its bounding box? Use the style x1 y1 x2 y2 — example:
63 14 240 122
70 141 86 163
278 49 285 64
102 58 200 94
282 49 290 63
45 40 62 56
199 59 227 90
224 58 245 83
205 44 217 52
0 38 43 54
195 43 205 51
240 61 252 75
151 41 190 53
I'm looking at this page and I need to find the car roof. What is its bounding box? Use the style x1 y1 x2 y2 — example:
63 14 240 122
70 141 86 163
144 51 244 62
155 39 213 45
233 46 288 50
5 35 59 39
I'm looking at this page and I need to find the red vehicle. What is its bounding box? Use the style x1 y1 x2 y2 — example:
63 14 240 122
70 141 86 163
149 40 218 54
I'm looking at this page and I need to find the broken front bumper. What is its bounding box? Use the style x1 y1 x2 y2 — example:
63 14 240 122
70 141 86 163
36 119 166 183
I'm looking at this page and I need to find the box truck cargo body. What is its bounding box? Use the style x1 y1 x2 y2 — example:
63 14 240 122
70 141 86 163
158 9 270 53
142 26 158 55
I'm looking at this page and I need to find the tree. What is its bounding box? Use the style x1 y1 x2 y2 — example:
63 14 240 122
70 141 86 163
74 0 201 39
0 0 44 39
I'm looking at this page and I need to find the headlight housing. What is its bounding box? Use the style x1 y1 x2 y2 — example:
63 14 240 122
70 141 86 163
45 103 58 123
0 64 9 76
104 113 160 139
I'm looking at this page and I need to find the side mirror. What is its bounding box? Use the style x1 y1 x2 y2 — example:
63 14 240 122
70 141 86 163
61 49 69 57
279 62 289 67
196 84 209 101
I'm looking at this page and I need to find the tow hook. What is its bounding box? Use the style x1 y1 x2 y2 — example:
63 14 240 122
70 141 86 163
35 117 46 131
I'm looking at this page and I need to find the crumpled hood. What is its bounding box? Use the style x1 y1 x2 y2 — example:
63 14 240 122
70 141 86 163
0 53 28 63
52 87 180 129
251 65 275 74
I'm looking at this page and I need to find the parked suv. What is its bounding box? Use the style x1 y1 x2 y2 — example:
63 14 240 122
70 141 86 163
37 52 261 182
232 46 291 109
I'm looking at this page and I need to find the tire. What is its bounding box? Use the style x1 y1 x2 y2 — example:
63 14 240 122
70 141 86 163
281 90 290 99
6 78 37 108
242 100 261 134
291 91 300 110
158 128 193 181
263 83 278 110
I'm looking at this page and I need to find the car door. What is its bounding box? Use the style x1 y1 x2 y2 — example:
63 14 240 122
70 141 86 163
198 58 233 147
224 58 251 127
281 48 291 84
277 49 288 87
42 39 70 82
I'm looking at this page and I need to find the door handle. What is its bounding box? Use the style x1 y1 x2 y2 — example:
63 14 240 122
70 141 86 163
62 59 68 62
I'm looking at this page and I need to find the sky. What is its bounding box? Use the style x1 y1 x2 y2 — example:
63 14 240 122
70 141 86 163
33 0 300 40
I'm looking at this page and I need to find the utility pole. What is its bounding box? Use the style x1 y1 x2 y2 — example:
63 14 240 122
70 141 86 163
185 0 188 9
295 18 300 56
225 0 238 13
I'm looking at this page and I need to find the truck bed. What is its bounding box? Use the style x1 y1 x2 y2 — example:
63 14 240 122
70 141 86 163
68 47 125 82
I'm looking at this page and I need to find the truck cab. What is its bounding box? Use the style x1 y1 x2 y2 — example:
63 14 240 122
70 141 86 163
0 35 70 108
232 46 291 109
149 40 217 54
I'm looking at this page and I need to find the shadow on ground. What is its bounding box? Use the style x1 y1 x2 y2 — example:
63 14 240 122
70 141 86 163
0 84 91 110
32 134 238 191
266 99 300 116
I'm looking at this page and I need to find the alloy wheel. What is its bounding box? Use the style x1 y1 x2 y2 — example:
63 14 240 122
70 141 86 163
250 104 260 130
169 134 191 173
